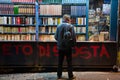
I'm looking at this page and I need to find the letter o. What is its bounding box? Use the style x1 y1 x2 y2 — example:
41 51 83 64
22 44 33 56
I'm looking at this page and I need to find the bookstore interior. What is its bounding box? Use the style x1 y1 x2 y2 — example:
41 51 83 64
0 0 119 42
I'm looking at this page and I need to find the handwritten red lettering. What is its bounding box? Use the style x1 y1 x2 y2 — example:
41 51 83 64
22 44 33 56
72 47 79 57
100 44 110 58
38 44 50 57
53 46 58 56
79 46 92 59
2 44 12 56
91 46 100 57
46 44 50 57
14 45 21 55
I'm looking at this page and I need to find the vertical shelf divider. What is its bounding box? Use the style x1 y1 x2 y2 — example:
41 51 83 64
86 0 89 40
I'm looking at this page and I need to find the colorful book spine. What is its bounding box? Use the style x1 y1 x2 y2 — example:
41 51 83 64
0 0 11 3
0 16 35 25
71 6 86 16
40 5 62 15
42 0 62 3
62 0 86 3
77 18 86 25
62 5 71 15
0 4 14 14
11 0 35 3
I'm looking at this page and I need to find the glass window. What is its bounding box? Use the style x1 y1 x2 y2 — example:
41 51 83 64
88 0 111 42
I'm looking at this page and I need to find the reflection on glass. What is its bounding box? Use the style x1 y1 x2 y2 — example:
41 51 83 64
88 0 111 42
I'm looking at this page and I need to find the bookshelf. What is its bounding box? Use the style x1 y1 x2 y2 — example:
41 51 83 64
38 0 88 42
0 0 117 42
0 0 36 41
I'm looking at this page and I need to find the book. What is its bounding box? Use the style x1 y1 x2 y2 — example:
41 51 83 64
51 27 56 33
0 26 3 33
77 35 85 41
14 6 19 14
40 27 46 33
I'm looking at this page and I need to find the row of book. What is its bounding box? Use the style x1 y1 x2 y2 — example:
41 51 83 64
39 35 55 41
15 5 35 14
0 4 35 14
62 5 71 15
0 0 86 3
39 5 86 16
40 18 62 25
0 34 36 41
39 26 86 34
0 4 86 16
74 27 86 33
40 17 86 25
39 26 56 33
0 0 36 3
0 17 35 25
0 4 14 14
0 34 86 41
39 35 86 41
40 0 86 3
0 26 35 33
0 17 86 25
62 0 86 3
71 6 86 16
76 35 86 41
39 5 62 15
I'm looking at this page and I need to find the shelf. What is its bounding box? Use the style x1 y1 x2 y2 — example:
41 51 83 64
39 15 86 18
76 33 86 35
0 40 36 42
0 32 36 34
62 3 86 6
38 24 86 27
0 2 35 5
39 3 86 6
39 33 55 35
0 24 36 27
39 3 62 5
39 15 62 17
39 32 86 35
73 24 87 27
39 25 57 26
0 14 35 17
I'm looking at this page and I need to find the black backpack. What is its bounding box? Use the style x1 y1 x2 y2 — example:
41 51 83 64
61 25 74 48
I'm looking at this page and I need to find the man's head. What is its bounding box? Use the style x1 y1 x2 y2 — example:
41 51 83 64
63 14 71 23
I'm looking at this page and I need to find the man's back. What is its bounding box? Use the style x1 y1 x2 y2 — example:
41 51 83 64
55 22 76 50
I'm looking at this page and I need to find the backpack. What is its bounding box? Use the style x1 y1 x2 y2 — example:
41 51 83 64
61 25 74 48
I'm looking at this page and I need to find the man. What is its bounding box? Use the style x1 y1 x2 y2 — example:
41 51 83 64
54 14 76 80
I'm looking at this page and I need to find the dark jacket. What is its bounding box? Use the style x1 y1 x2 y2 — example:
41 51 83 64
54 22 76 50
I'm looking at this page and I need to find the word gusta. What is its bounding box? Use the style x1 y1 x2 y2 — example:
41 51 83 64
2 43 110 59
